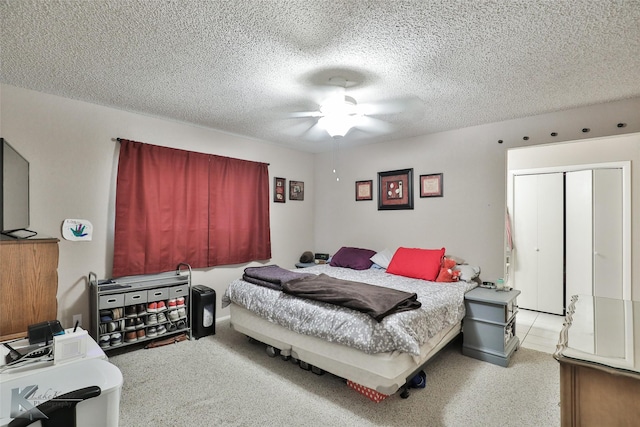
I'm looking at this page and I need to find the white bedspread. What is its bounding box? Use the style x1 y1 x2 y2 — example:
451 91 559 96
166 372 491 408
223 264 476 356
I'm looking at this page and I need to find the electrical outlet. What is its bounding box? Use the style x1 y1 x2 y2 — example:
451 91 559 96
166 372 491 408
72 314 82 328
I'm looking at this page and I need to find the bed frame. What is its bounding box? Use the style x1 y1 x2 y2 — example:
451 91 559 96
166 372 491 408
229 303 462 398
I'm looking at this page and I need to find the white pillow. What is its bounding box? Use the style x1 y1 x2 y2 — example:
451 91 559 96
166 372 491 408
453 264 481 282
444 254 466 264
370 248 394 269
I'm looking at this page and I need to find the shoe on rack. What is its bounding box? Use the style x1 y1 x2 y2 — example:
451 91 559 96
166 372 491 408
107 321 118 333
147 326 157 337
157 312 168 323
167 299 177 309
110 333 122 346
176 320 186 330
124 331 137 343
100 314 113 323
176 297 185 307
99 335 110 348
136 329 146 339
166 321 177 332
156 324 167 335
177 307 187 319
124 318 136 331
125 305 137 318
147 313 158 325
135 318 145 329
136 304 147 316
147 302 158 313
156 301 167 312
167 310 179 322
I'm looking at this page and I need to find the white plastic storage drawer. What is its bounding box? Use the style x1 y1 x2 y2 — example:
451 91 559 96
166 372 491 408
147 287 169 302
124 291 148 306
99 294 125 309
170 285 189 298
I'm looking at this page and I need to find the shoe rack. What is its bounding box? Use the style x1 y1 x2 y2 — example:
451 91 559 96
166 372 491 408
88 264 191 351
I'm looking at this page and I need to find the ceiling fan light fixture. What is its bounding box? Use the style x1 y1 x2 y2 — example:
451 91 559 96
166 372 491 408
318 115 355 137
318 95 360 137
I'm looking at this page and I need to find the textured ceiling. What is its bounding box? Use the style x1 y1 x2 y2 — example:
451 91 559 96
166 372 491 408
2 0 640 153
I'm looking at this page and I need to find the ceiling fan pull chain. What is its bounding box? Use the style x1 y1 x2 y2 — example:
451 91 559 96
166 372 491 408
332 139 340 182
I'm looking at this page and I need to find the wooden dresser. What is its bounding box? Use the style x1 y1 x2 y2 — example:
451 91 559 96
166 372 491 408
0 236 59 341
555 295 640 426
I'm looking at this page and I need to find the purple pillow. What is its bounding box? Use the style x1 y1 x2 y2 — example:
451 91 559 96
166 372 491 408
329 246 377 270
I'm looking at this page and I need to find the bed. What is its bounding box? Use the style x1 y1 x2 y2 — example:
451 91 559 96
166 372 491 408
222 248 479 399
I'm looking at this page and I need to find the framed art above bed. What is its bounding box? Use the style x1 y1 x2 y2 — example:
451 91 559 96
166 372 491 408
420 173 443 198
378 168 414 210
355 180 373 201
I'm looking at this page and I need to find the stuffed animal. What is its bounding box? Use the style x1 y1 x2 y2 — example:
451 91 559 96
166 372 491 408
436 257 461 282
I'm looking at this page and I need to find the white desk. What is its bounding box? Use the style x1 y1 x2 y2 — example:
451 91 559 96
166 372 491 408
0 329 122 426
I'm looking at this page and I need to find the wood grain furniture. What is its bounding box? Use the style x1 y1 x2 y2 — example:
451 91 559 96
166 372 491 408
555 294 640 426
462 287 520 367
0 236 59 341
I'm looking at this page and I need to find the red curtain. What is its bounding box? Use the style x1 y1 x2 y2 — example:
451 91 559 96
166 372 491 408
113 140 270 277
208 155 271 265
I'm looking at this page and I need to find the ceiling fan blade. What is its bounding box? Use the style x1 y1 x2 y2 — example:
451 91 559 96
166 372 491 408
353 115 395 134
356 97 424 117
303 121 332 141
288 111 323 118
279 117 318 136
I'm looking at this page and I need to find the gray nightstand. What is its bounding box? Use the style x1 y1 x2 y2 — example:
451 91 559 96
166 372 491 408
462 287 521 367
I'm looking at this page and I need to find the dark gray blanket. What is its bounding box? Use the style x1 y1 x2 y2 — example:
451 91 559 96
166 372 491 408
242 265 312 290
282 273 421 322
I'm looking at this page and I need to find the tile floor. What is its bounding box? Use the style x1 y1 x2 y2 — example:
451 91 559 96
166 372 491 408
516 308 566 354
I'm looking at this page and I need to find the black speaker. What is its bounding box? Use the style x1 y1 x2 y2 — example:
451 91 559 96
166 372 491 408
191 285 215 339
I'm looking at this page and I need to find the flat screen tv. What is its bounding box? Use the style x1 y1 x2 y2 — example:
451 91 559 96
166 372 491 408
1 138 35 238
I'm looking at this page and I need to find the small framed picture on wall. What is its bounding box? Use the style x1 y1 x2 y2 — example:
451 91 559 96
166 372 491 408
274 177 286 203
355 180 373 201
289 180 304 201
420 173 443 198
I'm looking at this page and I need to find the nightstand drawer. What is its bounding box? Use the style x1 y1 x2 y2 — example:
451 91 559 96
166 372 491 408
466 299 516 323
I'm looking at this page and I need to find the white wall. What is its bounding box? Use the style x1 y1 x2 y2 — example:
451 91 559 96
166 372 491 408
0 84 315 327
313 97 640 286
2 83 639 329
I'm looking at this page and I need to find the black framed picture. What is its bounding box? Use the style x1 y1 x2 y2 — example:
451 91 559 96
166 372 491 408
274 177 286 203
355 180 373 201
289 180 304 201
377 168 414 210
420 173 443 198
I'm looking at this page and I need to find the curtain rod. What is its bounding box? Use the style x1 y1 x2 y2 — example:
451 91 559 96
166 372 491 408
112 138 270 165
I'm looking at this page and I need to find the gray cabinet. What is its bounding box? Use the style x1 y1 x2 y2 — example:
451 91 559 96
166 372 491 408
462 287 520 367
89 265 191 351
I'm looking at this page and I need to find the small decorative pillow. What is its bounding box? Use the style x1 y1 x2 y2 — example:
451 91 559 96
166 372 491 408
329 246 377 270
370 248 394 269
386 247 445 281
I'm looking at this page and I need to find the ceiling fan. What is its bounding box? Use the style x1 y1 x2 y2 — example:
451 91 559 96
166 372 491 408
288 77 401 138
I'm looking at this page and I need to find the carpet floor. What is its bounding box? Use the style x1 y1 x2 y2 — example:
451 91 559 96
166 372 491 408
109 319 560 427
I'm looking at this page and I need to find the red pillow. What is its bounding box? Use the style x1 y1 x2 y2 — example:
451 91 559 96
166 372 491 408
387 247 445 281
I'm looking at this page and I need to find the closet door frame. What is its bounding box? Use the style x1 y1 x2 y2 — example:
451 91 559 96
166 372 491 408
506 161 631 301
